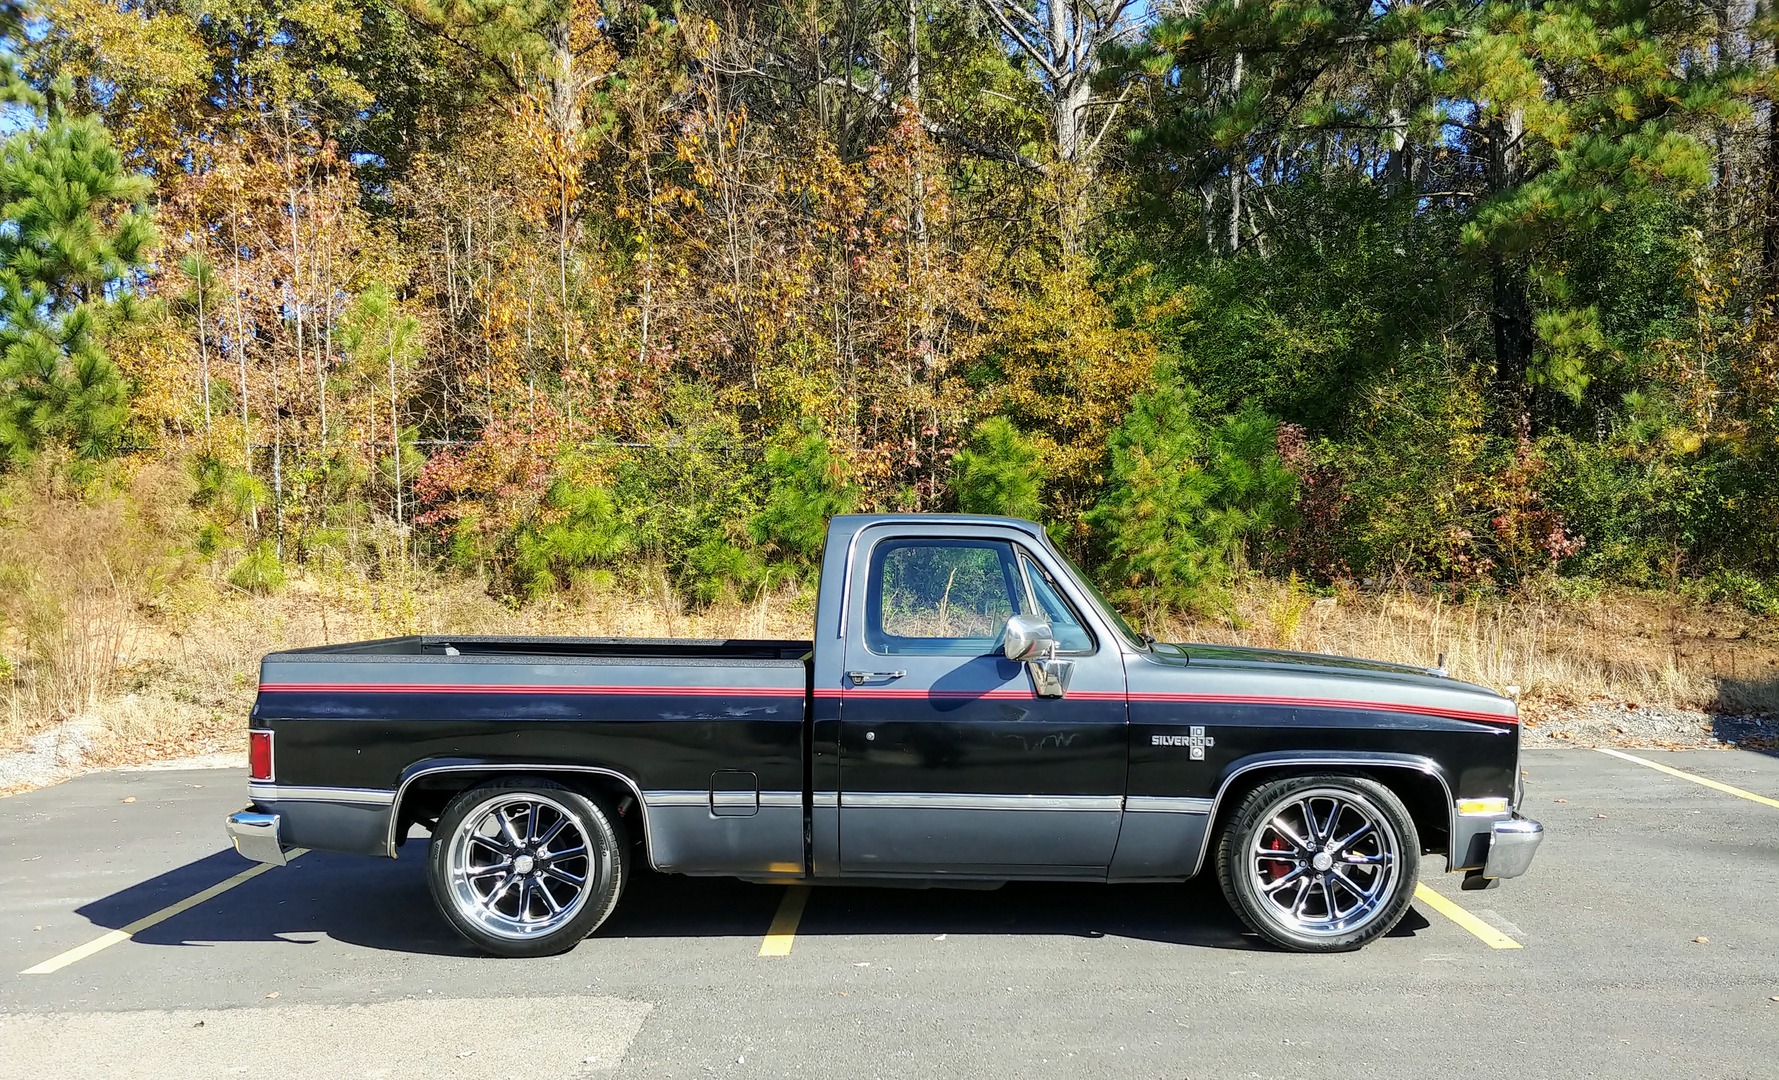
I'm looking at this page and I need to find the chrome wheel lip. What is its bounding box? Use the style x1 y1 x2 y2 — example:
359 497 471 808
1247 785 1401 939
445 792 595 942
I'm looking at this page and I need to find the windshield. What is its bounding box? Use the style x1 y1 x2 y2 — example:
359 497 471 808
1041 536 1149 651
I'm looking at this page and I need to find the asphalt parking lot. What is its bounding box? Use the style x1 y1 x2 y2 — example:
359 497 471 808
1 748 1776 1080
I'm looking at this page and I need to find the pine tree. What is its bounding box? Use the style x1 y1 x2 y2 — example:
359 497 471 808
1089 374 1296 618
0 113 153 466
0 0 37 108
753 423 860 569
952 416 1044 521
1445 0 1744 416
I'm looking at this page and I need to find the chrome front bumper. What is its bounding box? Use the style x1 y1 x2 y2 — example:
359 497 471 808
1480 815 1543 880
226 809 290 867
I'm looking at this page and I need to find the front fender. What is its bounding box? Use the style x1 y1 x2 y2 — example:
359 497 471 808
1192 750 1458 876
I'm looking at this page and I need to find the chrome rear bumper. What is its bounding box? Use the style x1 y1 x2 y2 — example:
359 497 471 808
1481 815 1543 880
226 809 290 867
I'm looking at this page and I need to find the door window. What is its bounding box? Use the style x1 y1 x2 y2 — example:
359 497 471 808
867 540 1022 655
1017 552 1095 653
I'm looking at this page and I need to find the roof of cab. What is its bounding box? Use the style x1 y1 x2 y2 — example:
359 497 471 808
826 514 1048 542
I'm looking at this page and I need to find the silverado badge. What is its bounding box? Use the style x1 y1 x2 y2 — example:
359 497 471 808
1152 726 1216 760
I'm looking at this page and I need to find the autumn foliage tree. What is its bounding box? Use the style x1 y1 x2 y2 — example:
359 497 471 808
0 0 1776 612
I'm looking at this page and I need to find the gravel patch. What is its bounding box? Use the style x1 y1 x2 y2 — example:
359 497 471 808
1523 699 1779 751
0 715 102 795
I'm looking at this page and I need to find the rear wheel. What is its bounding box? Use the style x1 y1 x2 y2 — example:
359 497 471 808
1216 774 1418 952
427 778 627 957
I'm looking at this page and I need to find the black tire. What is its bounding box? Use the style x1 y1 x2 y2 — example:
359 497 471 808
426 777 628 958
1216 774 1419 953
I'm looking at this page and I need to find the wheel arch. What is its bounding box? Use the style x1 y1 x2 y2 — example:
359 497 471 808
1193 752 1454 876
388 759 653 867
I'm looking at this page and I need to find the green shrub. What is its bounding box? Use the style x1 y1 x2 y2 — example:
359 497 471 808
683 537 767 606
1689 569 1779 616
511 478 634 599
1088 372 1296 619
753 423 858 568
194 520 226 557
609 382 763 602
951 417 1043 520
1539 393 1721 585
227 541 286 593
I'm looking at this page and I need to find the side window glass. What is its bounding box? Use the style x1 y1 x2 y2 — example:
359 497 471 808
869 541 1021 654
1019 553 1095 653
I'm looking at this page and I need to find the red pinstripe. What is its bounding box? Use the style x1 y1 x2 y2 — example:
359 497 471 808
257 682 1515 725
824 686 1516 724
256 683 799 697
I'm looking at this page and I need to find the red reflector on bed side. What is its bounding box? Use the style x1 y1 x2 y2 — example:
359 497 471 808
249 730 273 781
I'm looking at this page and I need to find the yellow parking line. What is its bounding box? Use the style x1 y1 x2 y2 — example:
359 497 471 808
1596 748 1779 809
20 851 307 975
758 885 810 957
1413 883 1522 949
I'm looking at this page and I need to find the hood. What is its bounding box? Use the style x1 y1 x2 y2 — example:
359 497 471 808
1149 641 1507 701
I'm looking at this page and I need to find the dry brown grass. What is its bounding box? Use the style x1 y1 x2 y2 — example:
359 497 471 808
0 462 192 754
1155 578 1779 717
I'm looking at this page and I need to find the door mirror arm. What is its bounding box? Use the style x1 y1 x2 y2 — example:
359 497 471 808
1028 645 1073 699
1003 614 1071 698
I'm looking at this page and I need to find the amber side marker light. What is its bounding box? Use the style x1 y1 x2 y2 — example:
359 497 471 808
1456 796 1510 816
249 730 274 781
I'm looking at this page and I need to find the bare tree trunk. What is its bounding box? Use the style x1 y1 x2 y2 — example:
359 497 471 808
977 0 1138 250
1487 111 1533 427
270 313 284 559
229 206 254 538
288 183 304 428
907 0 928 244
1382 107 1408 196
390 326 403 530
318 186 332 448
1227 50 1244 253
1200 179 1218 253
1761 89 1779 321
196 263 212 435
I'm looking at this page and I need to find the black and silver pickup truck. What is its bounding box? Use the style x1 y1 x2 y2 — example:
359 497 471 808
227 514 1542 955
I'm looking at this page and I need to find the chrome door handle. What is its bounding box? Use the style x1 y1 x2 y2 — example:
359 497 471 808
847 670 907 685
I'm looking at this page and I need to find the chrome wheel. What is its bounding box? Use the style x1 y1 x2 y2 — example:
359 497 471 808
1247 786 1400 938
444 792 594 942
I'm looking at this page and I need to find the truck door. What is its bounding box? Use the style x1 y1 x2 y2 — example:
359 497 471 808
836 528 1128 877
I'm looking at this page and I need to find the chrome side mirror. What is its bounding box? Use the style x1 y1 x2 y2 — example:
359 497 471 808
1004 614 1072 699
1003 614 1054 662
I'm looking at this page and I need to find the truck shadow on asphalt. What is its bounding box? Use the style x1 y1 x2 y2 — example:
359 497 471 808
73 849 1430 957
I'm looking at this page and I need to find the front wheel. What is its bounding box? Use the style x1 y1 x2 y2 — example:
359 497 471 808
427 778 628 957
1216 774 1419 952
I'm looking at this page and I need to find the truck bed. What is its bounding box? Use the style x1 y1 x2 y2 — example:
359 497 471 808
269 634 813 662
251 634 813 872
